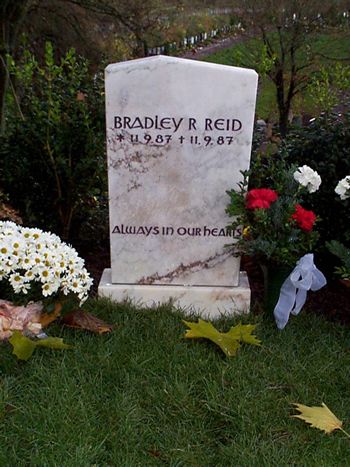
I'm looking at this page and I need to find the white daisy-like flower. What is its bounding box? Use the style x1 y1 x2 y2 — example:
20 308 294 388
0 259 13 274
335 176 350 200
0 221 92 303
22 255 35 270
38 267 55 283
293 165 322 193
11 237 25 252
0 270 8 280
0 222 18 236
32 254 42 266
9 273 28 293
0 239 12 257
41 280 60 297
55 257 67 273
24 269 35 281
30 228 43 240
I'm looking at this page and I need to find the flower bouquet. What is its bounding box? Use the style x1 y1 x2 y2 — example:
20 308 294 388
226 163 321 313
0 221 93 345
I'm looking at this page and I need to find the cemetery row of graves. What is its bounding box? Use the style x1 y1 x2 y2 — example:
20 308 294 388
0 13 349 463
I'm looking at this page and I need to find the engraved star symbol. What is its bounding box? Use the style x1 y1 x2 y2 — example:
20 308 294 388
116 133 125 142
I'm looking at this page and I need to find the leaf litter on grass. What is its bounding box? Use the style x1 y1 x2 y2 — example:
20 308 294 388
183 319 261 357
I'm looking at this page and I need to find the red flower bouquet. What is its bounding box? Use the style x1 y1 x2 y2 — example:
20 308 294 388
246 188 278 209
226 163 320 267
292 204 317 232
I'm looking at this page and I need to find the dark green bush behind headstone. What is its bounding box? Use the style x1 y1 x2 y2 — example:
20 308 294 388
0 43 107 244
282 110 350 272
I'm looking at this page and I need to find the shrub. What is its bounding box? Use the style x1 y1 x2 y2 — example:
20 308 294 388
281 110 350 272
0 43 107 243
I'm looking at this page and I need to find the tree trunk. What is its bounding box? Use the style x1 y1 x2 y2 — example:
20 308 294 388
0 54 8 134
274 68 290 137
278 105 289 138
0 0 32 134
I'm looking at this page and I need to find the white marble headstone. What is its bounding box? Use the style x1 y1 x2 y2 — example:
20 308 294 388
99 55 258 317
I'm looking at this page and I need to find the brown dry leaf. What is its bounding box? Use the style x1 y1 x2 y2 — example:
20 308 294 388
0 201 23 223
76 91 86 101
292 402 344 435
40 303 62 328
61 309 113 334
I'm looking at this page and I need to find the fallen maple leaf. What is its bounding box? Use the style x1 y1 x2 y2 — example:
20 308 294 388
292 403 350 437
183 319 260 357
61 309 113 334
9 331 72 361
226 323 261 346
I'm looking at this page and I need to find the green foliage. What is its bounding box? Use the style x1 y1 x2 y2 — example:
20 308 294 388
283 110 350 264
307 64 350 114
205 32 350 124
326 240 350 279
226 159 319 267
0 43 107 242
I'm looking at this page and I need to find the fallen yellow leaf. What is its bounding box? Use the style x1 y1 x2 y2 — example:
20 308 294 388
9 331 72 361
292 402 349 436
183 319 260 357
226 323 261 346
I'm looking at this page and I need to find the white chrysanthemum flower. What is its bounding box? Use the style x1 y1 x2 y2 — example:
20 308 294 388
11 237 25 251
0 221 92 303
0 259 13 274
30 228 43 240
21 227 34 240
32 254 42 266
68 279 84 293
0 221 18 237
24 269 35 281
18 282 31 294
0 239 12 257
42 280 60 297
42 282 53 297
22 255 35 270
335 176 350 200
293 165 322 193
9 273 29 293
38 267 55 283
0 270 8 280
55 258 67 273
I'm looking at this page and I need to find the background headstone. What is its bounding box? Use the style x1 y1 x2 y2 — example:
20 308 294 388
99 55 258 317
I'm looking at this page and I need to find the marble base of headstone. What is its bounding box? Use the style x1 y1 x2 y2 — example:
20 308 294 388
98 268 250 319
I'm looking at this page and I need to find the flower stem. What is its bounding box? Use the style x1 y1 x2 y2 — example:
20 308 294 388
339 427 350 439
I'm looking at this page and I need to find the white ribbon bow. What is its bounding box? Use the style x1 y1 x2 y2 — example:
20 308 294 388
273 253 327 330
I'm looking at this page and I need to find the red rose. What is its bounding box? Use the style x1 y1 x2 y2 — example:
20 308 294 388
246 188 278 209
292 204 316 232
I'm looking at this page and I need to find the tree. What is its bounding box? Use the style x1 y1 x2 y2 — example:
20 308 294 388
0 0 37 132
232 0 346 136
68 0 172 57
0 0 174 129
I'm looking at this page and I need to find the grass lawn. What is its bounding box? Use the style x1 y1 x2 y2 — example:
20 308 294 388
205 31 350 123
0 299 349 466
